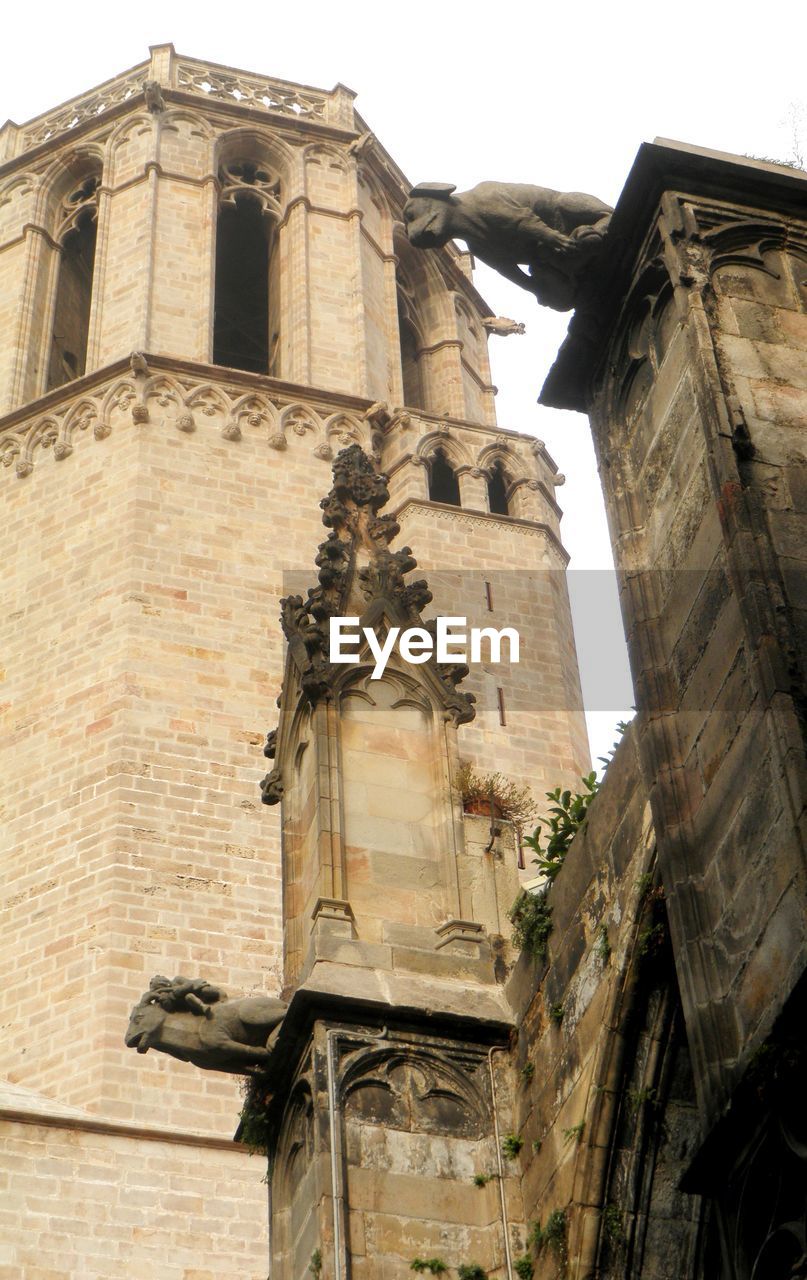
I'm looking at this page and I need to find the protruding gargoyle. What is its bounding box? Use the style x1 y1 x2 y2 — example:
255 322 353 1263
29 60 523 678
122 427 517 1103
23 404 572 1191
404 181 612 312
482 316 526 336
124 975 287 1073
142 80 165 113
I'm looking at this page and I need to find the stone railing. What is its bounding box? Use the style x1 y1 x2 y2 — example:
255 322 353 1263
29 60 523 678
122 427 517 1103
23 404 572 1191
174 57 355 129
0 359 375 482
18 62 150 151
0 46 356 161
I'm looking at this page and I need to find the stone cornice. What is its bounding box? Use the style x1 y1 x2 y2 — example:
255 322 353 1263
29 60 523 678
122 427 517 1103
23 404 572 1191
0 1103 242 1151
393 498 570 564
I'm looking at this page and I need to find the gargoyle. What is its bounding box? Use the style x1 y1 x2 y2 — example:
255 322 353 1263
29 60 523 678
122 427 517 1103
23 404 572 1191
125 981 287 1073
482 316 526 336
404 181 612 312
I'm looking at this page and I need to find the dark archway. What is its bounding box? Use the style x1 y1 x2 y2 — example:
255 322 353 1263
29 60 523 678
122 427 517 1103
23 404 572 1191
213 195 273 373
47 174 99 391
487 461 510 516
428 449 461 506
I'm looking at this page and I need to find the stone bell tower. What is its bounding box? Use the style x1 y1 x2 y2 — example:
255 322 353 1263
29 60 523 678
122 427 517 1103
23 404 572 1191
0 46 589 1277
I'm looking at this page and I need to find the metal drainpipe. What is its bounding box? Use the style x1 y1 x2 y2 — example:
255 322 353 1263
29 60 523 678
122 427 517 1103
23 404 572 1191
488 1045 515 1280
325 1026 388 1280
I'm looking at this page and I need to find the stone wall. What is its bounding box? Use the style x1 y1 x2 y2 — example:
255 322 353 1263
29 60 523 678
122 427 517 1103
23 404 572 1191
505 723 705 1278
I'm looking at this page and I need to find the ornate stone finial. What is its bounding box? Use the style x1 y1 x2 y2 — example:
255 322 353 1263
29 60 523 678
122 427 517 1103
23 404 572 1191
143 80 166 113
482 316 526 336
260 446 476 804
403 180 612 312
124 975 287 1072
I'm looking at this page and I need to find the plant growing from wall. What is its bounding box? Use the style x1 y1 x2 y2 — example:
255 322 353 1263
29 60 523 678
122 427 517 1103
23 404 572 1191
524 772 600 881
410 1260 448 1274
473 1172 496 1187
501 1132 524 1159
562 1122 585 1144
238 1071 272 1157
595 923 612 965
514 1256 535 1279
521 1061 535 1083
309 1248 322 1277
531 1209 568 1272
598 719 630 773
455 762 536 824
548 1002 565 1025
601 1204 624 1244
508 886 553 959
457 1266 488 1280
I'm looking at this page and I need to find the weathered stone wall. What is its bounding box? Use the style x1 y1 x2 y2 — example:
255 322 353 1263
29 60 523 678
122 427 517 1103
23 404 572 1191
581 154 807 1127
505 724 705 1279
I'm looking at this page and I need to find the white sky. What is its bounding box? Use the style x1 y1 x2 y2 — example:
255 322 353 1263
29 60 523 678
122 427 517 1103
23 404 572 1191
3 1 804 769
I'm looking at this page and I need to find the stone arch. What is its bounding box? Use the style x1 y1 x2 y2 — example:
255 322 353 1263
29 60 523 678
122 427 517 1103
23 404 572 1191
38 149 104 392
393 227 455 413
211 129 293 376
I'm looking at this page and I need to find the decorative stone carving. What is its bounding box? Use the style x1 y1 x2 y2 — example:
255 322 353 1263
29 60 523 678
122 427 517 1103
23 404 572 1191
142 79 165 113
482 315 526 336
404 180 612 312
261 446 476 803
124 976 287 1073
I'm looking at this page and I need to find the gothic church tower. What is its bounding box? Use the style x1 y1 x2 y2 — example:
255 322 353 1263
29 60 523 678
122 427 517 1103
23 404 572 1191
0 46 588 1276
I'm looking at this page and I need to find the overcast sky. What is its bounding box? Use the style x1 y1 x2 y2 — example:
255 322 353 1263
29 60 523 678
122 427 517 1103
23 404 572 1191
3 1 804 767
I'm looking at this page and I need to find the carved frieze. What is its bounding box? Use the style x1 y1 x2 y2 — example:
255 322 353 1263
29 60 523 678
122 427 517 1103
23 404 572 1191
0 363 372 481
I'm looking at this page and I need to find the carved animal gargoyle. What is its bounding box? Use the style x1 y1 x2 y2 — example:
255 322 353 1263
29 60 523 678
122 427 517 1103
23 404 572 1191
125 978 287 1073
404 180 612 312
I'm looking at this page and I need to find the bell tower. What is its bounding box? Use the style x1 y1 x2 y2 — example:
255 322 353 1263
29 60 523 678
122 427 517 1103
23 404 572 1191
0 46 589 1276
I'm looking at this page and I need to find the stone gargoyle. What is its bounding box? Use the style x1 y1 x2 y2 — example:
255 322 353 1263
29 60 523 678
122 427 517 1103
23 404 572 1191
125 975 287 1073
404 181 612 312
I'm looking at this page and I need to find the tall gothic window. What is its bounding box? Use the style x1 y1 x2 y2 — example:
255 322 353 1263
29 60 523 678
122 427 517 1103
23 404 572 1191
428 449 461 506
396 267 426 411
47 172 100 391
213 160 281 375
487 461 510 516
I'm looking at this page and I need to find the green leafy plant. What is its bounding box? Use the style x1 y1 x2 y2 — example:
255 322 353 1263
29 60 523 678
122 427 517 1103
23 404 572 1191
626 1085 658 1116
473 1172 494 1188
514 1257 535 1279
635 872 654 898
455 762 536 825
509 886 553 960
532 1138 543 1154
637 922 666 958
309 1249 322 1277
531 1209 568 1270
598 719 630 773
457 1267 488 1280
595 923 611 965
548 1002 565 1025
602 1204 624 1244
410 1260 448 1275
501 1132 523 1159
562 1122 584 1144
238 1072 272 1157
524 773 600 881
521 1061 535 1083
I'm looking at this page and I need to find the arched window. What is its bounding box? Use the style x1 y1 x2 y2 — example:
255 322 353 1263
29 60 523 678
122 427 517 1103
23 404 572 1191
428 449 461 506
47 171 100 391
213 159 281 375
396 263 427 412
487 461 510 516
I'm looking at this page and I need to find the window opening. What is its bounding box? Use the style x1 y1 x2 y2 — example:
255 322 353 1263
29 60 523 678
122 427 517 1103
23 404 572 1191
428 449 461 506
